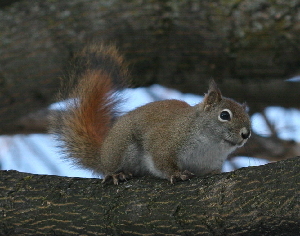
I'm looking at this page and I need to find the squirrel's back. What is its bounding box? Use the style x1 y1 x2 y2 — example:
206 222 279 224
51 44 128 172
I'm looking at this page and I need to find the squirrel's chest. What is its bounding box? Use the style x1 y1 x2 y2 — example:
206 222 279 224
177 134 235 175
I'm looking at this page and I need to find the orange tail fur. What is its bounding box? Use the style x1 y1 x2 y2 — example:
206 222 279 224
51 44 127 172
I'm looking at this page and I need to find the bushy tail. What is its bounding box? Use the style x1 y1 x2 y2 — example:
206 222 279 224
51 44 128 172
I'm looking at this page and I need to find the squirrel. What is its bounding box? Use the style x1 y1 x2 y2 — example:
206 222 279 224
51 44 251 185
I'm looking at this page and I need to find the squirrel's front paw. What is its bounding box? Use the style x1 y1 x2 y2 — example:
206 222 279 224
102 172 133 185
170 170 195 184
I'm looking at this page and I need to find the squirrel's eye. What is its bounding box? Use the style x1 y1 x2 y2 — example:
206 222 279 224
218 109 232 122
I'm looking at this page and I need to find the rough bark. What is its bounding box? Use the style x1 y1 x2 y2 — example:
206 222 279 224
1 0 300 134
0 0 20 8
0 157 299 235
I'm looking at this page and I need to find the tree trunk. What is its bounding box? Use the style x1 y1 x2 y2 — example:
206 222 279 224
1 0 300 134
1 157 299 235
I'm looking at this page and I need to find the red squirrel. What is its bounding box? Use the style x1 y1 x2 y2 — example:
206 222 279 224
51 44 251 184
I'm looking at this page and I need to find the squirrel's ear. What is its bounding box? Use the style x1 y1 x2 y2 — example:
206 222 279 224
242 102 249 112
203 80 222 111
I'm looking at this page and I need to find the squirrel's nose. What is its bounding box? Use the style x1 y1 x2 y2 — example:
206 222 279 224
240 127 251 140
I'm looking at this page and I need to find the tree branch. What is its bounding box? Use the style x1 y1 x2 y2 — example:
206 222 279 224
1 157 299 235
1 0 300 134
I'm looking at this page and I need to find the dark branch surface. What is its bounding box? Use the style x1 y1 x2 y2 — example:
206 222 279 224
1 157 299 235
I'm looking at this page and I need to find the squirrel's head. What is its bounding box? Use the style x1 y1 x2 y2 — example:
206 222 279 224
199 80 251 148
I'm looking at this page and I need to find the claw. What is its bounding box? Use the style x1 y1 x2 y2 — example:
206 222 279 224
170 170 195 184
102 172 133 185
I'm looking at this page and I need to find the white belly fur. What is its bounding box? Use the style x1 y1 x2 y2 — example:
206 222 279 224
177 136 236 175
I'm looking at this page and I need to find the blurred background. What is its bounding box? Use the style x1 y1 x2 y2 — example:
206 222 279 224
0 0 299 178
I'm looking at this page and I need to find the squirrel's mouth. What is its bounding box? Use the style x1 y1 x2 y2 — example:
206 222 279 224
224 139 237 146
224 139 245 147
